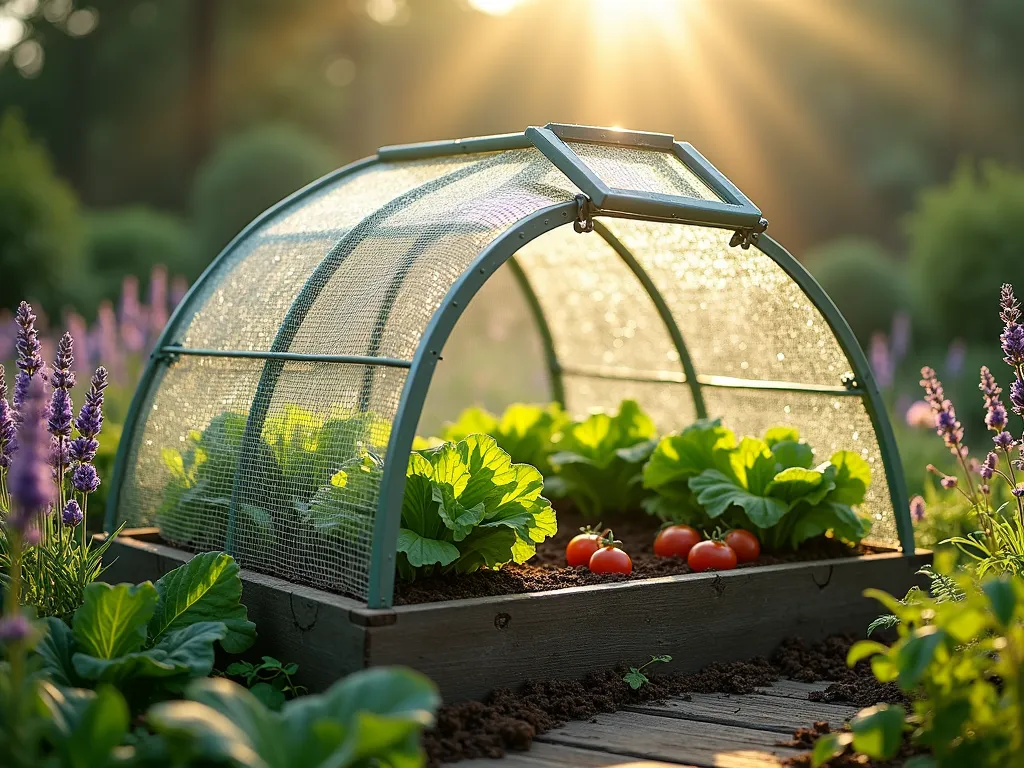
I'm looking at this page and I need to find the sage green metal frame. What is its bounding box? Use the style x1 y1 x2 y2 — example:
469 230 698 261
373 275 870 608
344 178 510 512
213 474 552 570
107 123 914 611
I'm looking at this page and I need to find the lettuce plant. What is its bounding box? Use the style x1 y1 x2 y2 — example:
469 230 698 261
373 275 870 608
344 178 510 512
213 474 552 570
33 551 255 708
149 667 439 768
439 402 569 476
644 422 871 550
397 434 557 580
158 406 390 551
546 399 657 518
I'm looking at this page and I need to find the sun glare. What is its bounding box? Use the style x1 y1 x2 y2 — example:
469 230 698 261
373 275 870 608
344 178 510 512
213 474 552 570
467 0 521 15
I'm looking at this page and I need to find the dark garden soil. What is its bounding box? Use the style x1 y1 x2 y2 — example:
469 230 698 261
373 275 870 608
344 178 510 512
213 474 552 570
396 507 879 605
424 633 911 767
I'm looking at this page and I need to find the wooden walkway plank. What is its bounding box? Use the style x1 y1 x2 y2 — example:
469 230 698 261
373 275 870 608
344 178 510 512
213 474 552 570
627 691 858 733
535 710 805 768
754 680 835 701
451 742 699 767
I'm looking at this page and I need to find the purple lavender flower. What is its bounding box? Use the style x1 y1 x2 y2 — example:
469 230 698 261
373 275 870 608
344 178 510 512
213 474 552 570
119 275 146 353
71 463 99 494
995 431 1016 451
0 366 16 469
69 437 99 465
13 301 42 410
1002 283 1021 326
1003 325 1024 368
940 475 959 489
1014 486 1024 499
890 311 912 365
921 368 966 456
1012 379 1024 420
7 375 54 528
65 312 90 375
73 367 107 441
49 332 75 390
148 265 169 340
170 275 189 308
981 452 998 480
95 301 123 383
910 495 926 523
46 388 73 441
0 613 32 643
869 333 893 390
61 499 83 527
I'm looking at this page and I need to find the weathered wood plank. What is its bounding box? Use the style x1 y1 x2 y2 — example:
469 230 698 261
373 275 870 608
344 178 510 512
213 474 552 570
366 552 929 701
627 692 858 733
536 711 803 768
100 533 369 693
448 741 698 767
755 679 835 701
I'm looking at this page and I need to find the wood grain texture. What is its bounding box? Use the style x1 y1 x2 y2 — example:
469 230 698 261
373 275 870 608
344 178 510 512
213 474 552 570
451 742 698 767
627 692 858 733
755 679 838 701
365 552 930 702
536 711 804 767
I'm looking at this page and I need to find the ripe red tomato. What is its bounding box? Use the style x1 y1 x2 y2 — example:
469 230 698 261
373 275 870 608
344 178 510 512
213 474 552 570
653 525 701 559
566 533 601 567
589 546 633 575
687 540 737 572
725 529 760 563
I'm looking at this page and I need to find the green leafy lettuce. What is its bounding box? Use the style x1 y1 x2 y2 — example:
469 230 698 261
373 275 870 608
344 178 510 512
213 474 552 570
645 424 872 550
396 434 557 580
437 402 569 476
149 667 439 768
546 399 657 518
158 406 390 555
34 552 255 706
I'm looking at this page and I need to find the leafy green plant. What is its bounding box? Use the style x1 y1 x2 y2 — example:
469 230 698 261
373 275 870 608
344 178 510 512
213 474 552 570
866 564 966 636
623 654 672 690
397 434 557 580
817 561 1024 766
439 402 569 476
149 666 439 768
33 552 255 708
644 423 872 550
158 406 390 552
226 656 307 712
546 399 657 518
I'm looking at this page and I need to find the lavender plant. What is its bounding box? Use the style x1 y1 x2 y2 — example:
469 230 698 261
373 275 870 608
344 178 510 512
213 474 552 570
918 283 1024 577
0 302 120 618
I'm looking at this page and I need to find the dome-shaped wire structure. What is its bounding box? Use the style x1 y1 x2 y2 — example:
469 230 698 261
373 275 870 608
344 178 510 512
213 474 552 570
106 124 911 608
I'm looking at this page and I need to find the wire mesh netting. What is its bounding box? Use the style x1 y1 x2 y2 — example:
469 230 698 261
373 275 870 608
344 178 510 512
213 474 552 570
115 135 905 605
117 148 575 598
565 141 722 200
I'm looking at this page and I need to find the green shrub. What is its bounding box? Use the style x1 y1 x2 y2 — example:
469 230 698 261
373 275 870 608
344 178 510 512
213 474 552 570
0 110 86 312
190 124 337 262
806 237 912 346
907 162 1024 343
84 207 193 306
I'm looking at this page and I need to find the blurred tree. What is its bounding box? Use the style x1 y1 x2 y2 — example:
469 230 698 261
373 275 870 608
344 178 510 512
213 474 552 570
84 207 192 312
805 237 912 346
0 109 86 313
189 123 337 262
907 162 1024 344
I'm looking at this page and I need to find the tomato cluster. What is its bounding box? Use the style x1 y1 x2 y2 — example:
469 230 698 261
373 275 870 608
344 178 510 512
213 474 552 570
565 524 761 575
651 525 759 572
565 527 633 574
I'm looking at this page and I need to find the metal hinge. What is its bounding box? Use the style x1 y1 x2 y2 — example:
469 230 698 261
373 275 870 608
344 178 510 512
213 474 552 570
729 217 769 250
573 193 595 234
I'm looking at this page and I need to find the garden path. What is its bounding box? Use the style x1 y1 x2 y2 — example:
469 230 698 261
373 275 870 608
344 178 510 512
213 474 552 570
449 679 855 768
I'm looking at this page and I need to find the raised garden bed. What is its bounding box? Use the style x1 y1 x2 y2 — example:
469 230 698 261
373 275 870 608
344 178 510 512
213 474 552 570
99 528 930 703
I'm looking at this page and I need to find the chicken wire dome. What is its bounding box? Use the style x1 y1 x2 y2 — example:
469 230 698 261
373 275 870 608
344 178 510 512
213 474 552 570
106 123 912 609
